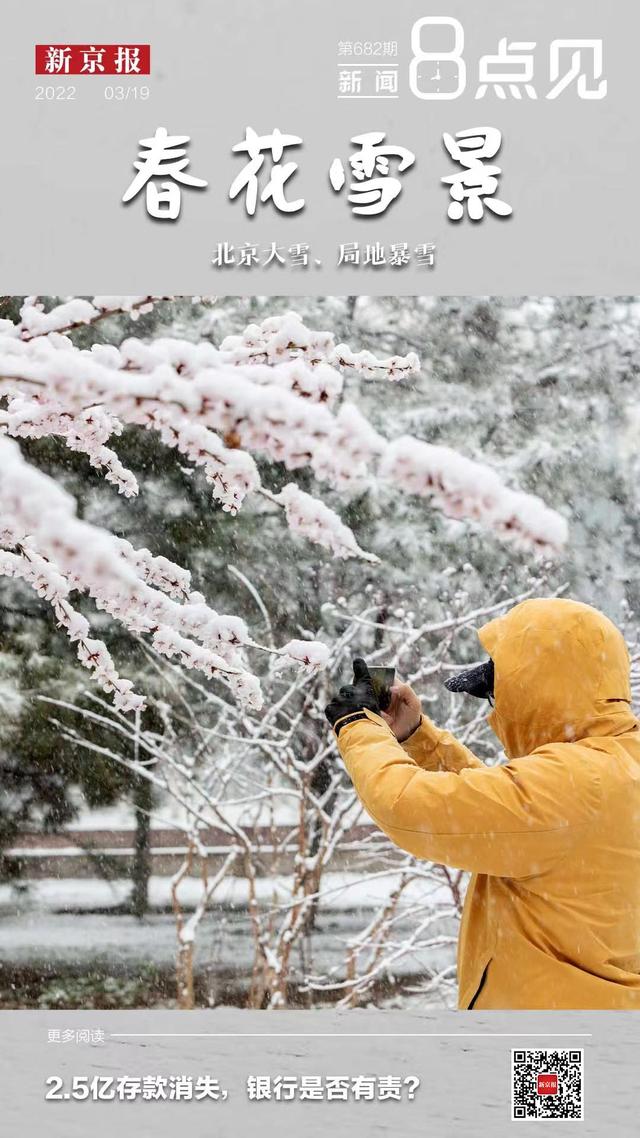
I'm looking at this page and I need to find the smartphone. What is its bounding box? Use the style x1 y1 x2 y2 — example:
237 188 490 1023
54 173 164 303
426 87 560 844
368 665 396 712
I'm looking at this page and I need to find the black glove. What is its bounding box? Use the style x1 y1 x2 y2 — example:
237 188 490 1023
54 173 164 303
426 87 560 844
325 657 380 734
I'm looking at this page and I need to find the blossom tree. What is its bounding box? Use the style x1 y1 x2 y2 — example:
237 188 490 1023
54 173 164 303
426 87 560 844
0 297 567 720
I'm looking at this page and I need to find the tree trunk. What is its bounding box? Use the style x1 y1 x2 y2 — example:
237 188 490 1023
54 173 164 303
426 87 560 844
176 938 195 1009
130 773 152 919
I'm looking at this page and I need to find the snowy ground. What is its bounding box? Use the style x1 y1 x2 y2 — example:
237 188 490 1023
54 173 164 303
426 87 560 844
0 873 457 1000
0 871 451 913
0 909 453 980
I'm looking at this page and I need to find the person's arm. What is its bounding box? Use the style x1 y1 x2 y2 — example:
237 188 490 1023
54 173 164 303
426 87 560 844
400 716 484 773
335 709 600 877
381 680 483 772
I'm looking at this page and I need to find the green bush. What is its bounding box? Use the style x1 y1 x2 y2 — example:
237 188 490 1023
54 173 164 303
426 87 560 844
37 971 159 1009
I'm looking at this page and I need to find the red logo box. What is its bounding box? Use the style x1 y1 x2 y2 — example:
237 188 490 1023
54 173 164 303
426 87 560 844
35 45 150 75
537 1073 558 1096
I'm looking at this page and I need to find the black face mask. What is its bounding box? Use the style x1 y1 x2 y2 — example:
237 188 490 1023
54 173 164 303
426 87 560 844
444 659 495 703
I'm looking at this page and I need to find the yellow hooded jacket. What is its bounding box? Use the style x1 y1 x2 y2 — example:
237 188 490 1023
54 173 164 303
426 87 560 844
335 598 640 1009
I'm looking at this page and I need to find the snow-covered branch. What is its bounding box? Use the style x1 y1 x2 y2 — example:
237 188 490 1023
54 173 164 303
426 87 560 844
380 436 568 553
0 303 566 554
0 300 567 712
0 436 326 710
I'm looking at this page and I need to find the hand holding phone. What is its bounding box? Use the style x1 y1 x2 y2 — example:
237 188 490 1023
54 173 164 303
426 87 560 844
380 680 422 742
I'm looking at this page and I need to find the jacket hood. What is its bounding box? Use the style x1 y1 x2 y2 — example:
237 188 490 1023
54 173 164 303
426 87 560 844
479 598 635 759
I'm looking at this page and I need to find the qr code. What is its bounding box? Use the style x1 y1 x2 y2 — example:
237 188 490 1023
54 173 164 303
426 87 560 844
512 1049 583 1121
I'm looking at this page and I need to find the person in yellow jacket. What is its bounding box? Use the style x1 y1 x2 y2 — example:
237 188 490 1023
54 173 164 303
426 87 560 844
324 598 640 1010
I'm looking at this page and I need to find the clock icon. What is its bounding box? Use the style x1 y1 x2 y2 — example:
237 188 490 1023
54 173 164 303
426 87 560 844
415 60 465 98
